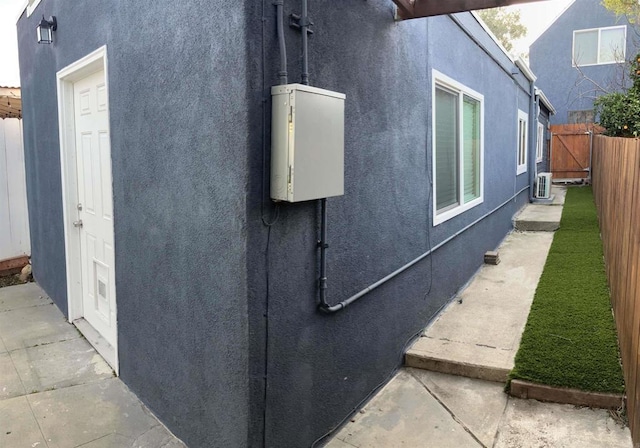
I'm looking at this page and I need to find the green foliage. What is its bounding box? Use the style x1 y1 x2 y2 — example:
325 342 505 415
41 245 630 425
594 54 640 136
477 8 527 52
602 0 640 23
510 187 625 394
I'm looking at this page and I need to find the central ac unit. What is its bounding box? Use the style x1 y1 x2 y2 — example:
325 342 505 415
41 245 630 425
536 172 552 199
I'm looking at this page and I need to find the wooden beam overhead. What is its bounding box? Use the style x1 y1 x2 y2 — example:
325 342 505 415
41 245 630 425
394 0 549 20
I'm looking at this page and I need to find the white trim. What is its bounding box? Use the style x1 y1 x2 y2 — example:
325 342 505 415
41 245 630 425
535 88 556 115
516 57 536 82
432 69 484 226
26 0 43 17
517 109 528 175
572 25 627 67
471 11 515 62
57 45 119 375
536 121 545 163
16 1 29 22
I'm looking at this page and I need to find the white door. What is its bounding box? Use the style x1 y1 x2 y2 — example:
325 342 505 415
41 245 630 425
73 69 117 348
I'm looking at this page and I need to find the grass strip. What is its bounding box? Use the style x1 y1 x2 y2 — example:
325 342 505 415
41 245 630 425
510 186 624 394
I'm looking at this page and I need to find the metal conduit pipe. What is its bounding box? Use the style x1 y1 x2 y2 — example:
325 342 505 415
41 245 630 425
318 186 530 314
275 0 288 85
301 0 310 85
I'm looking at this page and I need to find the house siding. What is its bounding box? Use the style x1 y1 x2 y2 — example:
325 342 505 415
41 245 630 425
244 4 530 447
530 0 635 125
19 1 539 447
17 1 251 447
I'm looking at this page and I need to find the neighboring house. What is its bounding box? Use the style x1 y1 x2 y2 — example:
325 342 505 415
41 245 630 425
530 0 637 125
17 1 552 447
0 86 30 269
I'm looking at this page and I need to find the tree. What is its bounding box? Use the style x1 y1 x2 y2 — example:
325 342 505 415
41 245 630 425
477 7 527 52
594 54 640 136
602 0 640 23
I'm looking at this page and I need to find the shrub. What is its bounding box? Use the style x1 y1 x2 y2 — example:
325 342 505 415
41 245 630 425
594 54 640 137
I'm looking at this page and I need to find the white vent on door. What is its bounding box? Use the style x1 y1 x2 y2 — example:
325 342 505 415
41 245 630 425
536 173 552 199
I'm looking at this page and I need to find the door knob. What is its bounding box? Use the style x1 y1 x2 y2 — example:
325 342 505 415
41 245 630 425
73 220 83 228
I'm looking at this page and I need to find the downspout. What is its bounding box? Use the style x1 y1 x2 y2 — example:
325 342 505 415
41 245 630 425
528 79 536 201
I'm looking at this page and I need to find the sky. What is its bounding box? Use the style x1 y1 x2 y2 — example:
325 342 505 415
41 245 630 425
506 0 575 57
0 0 574 87
0 0 24 87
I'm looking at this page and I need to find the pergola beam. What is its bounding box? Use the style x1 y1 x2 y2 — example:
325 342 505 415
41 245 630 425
393 0 549 20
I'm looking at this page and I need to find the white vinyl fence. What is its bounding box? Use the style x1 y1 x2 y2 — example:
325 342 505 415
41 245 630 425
0 118 30 261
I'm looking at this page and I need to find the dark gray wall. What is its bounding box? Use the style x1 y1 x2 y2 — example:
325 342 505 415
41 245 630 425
18 1 250 447
245 3 530 447
19 1 535 447
530 0 636 124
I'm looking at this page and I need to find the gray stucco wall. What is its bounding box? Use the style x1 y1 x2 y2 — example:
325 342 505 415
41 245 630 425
245 3 531 446
19 1 536 447
530 0 635 124
18 1 250 447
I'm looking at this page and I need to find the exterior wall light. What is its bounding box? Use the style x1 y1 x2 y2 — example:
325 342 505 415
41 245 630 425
36 16 57 44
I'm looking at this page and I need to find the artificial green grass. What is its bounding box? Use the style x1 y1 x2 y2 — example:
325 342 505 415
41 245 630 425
509 186 625 394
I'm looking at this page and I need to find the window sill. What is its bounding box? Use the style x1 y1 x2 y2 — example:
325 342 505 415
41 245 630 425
433 197 483 226
516 165 527 175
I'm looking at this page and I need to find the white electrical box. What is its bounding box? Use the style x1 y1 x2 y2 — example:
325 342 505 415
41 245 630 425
271 84 345 202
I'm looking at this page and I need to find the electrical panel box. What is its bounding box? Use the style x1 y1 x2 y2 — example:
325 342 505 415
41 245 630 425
271 84 345 202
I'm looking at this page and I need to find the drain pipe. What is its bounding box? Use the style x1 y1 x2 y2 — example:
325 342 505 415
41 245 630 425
275 0 288 85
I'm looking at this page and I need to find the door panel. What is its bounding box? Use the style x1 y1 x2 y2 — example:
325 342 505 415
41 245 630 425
73 69 116 347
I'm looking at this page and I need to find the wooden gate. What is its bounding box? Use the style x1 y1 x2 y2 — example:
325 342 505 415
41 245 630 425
550 124 595 180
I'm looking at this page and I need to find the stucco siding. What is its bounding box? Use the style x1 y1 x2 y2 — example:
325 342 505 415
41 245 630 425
530 0 635 124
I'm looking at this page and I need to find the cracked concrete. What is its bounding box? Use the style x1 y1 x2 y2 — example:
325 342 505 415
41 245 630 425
327 369 632 448
0 284 185 448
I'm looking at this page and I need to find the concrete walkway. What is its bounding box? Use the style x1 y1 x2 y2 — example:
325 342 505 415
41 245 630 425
0 283 185 448
328 187 633 447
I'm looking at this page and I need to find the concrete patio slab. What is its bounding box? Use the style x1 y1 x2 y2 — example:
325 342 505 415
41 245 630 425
551 186 566 205
28 378 180 448
327 369 632 448
406 231 554 382
514 204 563 231
409 369 508 447
326 370 482 448
495 396 631 448
11 337 114 394
0 282 52 312
0 352 25 400
0 303 81 352
0 395 47 448
0 283 186 448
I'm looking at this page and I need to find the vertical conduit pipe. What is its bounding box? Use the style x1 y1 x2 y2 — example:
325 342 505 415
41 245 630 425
275 0 288 85
301 0 310 85
318 198 329 309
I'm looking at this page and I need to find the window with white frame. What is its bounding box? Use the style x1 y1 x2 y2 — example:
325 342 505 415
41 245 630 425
536 122 545 162
573 26 626 66
517 110 528 175
433 71 484 225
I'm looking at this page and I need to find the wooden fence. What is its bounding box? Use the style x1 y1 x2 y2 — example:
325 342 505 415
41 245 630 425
592 135 640 444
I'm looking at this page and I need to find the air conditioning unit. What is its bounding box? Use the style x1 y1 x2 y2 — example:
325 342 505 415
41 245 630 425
536 172 552 199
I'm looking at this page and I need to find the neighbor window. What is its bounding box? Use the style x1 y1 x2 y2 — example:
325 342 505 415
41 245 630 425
517 110 528 175
536 122 545 162
573 26 626 66
433 70 484 225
